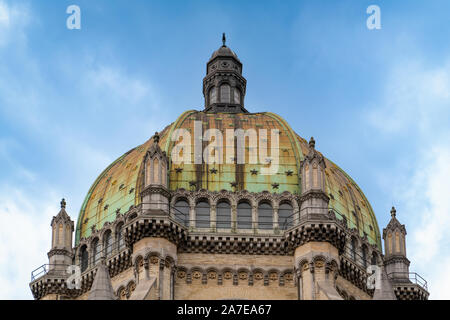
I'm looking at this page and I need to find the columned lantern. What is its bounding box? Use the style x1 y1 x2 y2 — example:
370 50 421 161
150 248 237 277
203 34 248 113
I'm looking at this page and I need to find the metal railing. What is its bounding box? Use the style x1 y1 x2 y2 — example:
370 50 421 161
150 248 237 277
31 264 70 282
387 272 428 291
32 203 384 281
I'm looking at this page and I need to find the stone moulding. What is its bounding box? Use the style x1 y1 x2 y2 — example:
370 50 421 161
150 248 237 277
30 250 132 300
393 284 429 300
33 187 386 300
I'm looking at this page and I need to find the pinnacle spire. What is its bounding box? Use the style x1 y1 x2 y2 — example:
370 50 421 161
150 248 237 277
153 131 160 144
88 257 116 300
222 33 226 47
309 137 315 149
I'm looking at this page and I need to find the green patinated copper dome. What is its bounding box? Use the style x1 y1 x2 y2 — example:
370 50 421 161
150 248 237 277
75 110 382 248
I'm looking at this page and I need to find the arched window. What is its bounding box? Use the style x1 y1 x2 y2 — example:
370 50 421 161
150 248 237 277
237 201 252 229
117 223 125 251
209 87 217 104
161 160 167 187
174 199 189 226
58 223 63 245
278 202 293 230
66 225 72 248
350 237 357 262
371 252 378 266
196 200 210 228
362 245 368 269
92 238 101 265
220 84 230 103
104 231 113 257
216 200 231 229
258 202 273 229
80 245 88 272
234 88 241 104
152 158 160 184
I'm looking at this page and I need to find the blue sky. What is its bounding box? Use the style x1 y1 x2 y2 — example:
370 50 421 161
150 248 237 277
0 0 449 299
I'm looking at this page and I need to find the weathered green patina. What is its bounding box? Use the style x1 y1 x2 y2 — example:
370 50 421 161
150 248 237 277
75 110 381 249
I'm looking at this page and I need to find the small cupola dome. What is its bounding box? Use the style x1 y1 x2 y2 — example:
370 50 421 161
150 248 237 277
203 33 248 113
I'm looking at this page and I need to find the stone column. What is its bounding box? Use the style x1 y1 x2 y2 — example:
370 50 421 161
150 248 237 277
273 206 279 232
252 205 257 231
211 204 217 231
189 204 195 229
294 242 342 300
231 204 237 232
131 238 177 300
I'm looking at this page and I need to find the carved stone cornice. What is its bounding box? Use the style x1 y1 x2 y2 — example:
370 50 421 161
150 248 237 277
393 284 429 300
30 276 81 300
31 250 131 300
124 217 188 251
299 190 330 203
140 185 171 199
285 220 346 254
339 256 370 294
47 248 74 259
182 234 287 255
384 255 410 266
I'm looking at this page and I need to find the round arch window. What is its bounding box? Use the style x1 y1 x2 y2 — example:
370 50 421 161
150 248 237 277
209 87 217 104
220 84 230 103
216 200 231 229
196 200 210 228
237 202 252 229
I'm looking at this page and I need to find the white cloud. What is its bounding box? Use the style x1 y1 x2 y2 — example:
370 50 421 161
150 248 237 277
86 66 154 105
0 1 167 300
0 1 10 27
0 0 30 48
367 59 450 299
0 185 59 300
367 60 450 137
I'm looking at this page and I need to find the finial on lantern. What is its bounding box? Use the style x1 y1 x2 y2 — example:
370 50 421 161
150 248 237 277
222 33 226 47
60 198 66 209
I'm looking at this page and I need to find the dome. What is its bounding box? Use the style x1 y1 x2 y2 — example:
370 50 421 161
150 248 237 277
209 33 241 62
75 110 382 248
210 45 240 61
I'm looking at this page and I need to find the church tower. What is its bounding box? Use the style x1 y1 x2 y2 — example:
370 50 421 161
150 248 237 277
382 207 410 280
141 132 170 214
48 199 74 271
299 137 330 218
203 34 248 113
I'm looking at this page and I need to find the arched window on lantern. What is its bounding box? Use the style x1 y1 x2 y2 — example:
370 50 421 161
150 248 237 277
237 201 252 229
258 202 273 230
195 200 210 228
220 84 230 103
174 199 189 226
234 88 241 104
278 202 293 230
209 86 217 104
80 245 89 272
216 200 231 229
